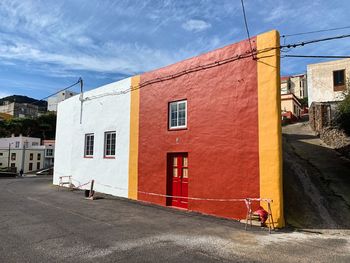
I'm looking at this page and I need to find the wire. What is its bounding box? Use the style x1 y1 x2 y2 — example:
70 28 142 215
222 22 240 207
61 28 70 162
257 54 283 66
279 33 350 49
32 79 82 105
240 0 255 59
0 79 82 115
70 34 350 101
282 55 350 59
281 25 350 38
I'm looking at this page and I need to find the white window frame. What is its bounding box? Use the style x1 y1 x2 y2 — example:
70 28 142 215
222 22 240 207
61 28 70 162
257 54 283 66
84 133 94 157
169 100 187 130
104 131 116 158
46 149 53 157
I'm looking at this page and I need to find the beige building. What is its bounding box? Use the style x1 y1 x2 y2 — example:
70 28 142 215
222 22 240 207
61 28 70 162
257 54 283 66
281 93 302 119
281 74 307 99
47 90 77 112
307 58 350 106
0 135 54 173
0 101 39 118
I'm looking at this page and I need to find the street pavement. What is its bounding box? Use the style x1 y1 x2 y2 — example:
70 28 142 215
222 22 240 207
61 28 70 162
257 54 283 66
0 176 349 262
283 123 350 228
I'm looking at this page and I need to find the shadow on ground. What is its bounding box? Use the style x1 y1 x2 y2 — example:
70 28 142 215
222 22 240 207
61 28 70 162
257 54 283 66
283 123 350 229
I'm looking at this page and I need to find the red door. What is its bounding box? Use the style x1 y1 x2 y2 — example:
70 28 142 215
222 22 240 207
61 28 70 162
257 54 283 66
168 153 188 209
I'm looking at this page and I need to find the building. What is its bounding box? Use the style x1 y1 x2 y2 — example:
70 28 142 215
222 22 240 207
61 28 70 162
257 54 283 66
48 90 77 112
53 30 284 227
281 74 307 99
0 101 39 118
0 135 54 173
281 93 302 121
307 58 350 107
280 74 307 121
43 140 55 167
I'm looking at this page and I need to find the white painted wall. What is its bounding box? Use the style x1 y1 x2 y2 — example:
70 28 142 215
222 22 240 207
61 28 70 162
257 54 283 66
53 78 132 198
307 58 350 106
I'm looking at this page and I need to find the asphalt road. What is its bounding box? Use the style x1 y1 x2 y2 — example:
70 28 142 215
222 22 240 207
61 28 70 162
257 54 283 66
0 177 349 263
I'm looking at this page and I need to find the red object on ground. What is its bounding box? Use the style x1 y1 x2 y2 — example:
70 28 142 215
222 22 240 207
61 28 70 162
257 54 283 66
254 206 268 224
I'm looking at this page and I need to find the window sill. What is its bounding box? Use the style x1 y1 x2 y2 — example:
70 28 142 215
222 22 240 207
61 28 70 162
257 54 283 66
168 127 188 131
334 85 345 92
104 156 115 159
84 156 93 159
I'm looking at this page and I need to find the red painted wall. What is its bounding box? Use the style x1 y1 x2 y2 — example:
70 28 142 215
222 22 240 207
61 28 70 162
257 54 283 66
138 37 259 219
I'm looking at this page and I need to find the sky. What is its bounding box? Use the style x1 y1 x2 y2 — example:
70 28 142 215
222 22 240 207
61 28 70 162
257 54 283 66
0 0 350 100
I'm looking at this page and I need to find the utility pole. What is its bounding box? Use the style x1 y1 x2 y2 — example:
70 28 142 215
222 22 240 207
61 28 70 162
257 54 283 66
21 140 27 173
7 143 11 170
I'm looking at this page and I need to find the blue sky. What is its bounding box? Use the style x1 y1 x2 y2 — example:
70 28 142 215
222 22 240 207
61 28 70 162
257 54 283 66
1 0 350 99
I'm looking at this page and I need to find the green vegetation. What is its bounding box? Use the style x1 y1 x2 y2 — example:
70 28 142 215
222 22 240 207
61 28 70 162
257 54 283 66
336 79 350 135
0 112 56 140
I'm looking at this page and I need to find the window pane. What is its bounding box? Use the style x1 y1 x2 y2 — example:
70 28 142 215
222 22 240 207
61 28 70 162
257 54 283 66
173 168 178 177
183 157 188 167
173 157 177 166
179 102 186 110
183 168 188 178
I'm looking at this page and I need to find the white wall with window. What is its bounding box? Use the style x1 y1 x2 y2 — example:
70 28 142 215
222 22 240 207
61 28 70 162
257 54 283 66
53 78 132 198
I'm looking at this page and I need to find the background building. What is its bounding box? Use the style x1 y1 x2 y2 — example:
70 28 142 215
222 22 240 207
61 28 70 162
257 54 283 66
307 58 350 107
281 74 307 99
48 90 77 112
0 101 39 118
0 135 54 173
54 30 284 227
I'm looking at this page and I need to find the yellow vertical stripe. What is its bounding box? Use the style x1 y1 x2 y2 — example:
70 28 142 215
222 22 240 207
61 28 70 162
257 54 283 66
128 75 140 200
257 30 284 228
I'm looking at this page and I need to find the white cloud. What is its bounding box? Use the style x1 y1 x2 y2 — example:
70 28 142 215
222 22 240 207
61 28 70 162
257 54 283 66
182 19 211 32
0 91 11 99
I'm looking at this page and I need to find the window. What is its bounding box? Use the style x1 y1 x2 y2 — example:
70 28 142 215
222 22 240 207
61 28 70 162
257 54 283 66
11 153 16 161
37 153 41 160
84 134 94 157
0 163 2 166
29 163 33 171
46 149 53 157
30 153 33 160
333 70 345 91
0 153 3 156
11 163 15 168
37 162 40 170
15 141 20 148
104 131 116 158
32 142 39 146
169 100 187 129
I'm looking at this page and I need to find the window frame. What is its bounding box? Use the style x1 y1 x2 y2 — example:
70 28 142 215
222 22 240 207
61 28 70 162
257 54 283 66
46 149 53 157
168 100 187 130
11 153 16 161
104 131 116 158
84 133 94 158
333 69 346 91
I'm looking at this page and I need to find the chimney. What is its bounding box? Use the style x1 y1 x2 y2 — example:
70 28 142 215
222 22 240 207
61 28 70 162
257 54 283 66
11 133 15 137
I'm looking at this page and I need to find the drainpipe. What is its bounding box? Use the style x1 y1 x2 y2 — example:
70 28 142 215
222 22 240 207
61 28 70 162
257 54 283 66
7 143 11 170
21 141 27 173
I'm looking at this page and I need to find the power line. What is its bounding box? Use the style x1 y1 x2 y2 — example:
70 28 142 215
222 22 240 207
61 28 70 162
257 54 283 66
240 0 254 59
86 33 350 100
32 78 82 105
282 55 350 59
279 33 350 49
281 25 350 38
0 79 82 115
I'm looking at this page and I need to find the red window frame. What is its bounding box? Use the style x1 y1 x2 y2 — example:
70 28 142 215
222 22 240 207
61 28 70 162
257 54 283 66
84 133 94 158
